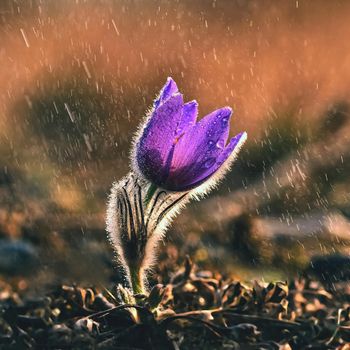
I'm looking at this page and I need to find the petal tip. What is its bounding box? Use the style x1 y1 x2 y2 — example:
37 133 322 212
217 106 233 121
166 76 176 84
154 77 179 108
233 131 248 146
165 77 178 92
185 100 198 108
222 106 233 115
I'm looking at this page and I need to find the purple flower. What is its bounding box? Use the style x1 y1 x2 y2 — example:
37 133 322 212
135 77 247 191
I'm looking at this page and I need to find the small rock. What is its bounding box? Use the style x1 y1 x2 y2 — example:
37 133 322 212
0 239 39 276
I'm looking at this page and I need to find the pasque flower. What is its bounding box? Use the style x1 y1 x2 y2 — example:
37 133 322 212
107 78 247 296
134 77 247 191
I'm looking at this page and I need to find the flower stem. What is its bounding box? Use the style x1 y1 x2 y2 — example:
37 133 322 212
130 265 144 295
145 183 158 205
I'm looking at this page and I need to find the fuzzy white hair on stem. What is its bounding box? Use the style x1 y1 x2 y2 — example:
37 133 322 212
106 172 190 293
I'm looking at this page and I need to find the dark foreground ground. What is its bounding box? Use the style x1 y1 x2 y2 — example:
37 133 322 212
1 257 350 350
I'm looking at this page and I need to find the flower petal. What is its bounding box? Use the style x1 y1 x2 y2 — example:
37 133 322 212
169 107 232 177
154 77 178 109
136 93 184 184
187 132 247 187
176 100 198 137
216 132 247 166
164 132 246 190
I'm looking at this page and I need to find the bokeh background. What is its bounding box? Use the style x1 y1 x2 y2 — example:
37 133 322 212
1 0 350 292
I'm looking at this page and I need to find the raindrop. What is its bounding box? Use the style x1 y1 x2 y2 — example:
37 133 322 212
221 117 228 126
216 139 225 149
204 158 216 168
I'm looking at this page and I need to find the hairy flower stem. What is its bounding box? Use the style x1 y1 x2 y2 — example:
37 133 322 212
145 183 158 205
107 174 190 296
130 265 145 295
127 182 157 295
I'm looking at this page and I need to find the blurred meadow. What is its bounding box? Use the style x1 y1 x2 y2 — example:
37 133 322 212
1 0 350 291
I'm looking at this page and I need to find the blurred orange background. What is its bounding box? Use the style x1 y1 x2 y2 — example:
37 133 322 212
1 0 350 286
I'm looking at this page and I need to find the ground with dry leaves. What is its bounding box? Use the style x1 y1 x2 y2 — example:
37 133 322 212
1 257 350 349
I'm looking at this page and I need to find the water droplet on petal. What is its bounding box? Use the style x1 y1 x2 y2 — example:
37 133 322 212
208 140 214 147
204 158 216 168
221 117 228 126
206 130 211 136
216 139 225 149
